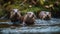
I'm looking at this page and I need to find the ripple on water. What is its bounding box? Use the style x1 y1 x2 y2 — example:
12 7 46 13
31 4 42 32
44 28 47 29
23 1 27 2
0 18 60 34
0 26 60 34
35 18 60 25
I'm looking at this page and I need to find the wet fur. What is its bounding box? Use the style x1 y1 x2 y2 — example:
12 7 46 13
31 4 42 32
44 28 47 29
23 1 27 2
25 16 35 26
38 11 51 20
20 15 35 26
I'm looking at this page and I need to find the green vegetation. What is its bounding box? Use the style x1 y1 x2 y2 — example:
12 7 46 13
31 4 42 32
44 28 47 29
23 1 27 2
0 0 60 17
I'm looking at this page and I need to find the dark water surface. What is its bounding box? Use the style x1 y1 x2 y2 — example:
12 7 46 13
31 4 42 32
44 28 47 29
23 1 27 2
0 18 60 34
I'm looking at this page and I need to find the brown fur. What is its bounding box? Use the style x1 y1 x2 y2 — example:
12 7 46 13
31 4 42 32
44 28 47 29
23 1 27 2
10 13 20 22
38 11 51 20
20 15 35 26
25 16 35 25
20 16 24 23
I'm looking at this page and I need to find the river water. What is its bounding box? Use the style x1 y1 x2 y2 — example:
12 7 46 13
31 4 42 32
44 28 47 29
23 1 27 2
0 18 60 34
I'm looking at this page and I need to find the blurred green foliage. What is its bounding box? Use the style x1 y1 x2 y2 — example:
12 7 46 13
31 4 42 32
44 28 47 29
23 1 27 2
0 0 60 17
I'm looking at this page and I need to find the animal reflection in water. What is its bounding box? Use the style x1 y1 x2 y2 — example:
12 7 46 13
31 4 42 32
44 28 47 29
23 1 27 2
10 9 21 25
22 12 36 26
38 11 51 20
